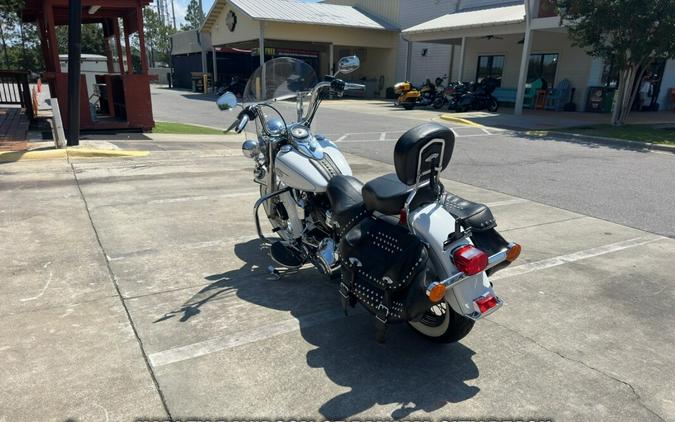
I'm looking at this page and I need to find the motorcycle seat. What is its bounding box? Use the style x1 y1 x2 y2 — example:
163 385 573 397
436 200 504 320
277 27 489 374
326 175 368 236
362 173 436 215
441 192 496 232
362 173 496 231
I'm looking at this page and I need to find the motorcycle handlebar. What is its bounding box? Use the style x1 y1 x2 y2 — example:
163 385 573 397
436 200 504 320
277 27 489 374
344 83 366 91
236 113 249 133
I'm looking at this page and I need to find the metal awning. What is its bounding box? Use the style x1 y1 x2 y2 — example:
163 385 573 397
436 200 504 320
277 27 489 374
403 4 525 36
202 0 398 33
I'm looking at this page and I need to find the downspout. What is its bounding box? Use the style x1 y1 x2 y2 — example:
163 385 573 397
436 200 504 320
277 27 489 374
400 32 413 82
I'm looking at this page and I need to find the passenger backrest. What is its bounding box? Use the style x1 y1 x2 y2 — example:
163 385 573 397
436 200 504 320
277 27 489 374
393 123 455 186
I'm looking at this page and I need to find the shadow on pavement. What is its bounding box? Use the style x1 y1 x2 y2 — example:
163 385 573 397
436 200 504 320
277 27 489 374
156 239 480 419
517 131 653 153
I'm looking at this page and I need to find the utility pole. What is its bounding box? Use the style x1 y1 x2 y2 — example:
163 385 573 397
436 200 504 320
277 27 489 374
171 0 177 30
67 0 82 146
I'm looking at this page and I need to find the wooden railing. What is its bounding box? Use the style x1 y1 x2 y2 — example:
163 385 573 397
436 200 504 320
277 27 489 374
0 70 33 120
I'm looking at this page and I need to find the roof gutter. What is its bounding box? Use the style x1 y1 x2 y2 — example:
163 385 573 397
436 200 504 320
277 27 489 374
403 18 525 36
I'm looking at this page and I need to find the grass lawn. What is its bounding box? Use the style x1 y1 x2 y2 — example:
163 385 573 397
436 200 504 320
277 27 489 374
152 121 224 135
557 124 675 145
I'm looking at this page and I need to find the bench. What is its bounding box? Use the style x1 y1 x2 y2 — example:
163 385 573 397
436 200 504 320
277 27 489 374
493 88 517 105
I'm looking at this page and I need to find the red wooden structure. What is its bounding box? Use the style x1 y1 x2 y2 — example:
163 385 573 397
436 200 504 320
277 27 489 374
23 0 155 131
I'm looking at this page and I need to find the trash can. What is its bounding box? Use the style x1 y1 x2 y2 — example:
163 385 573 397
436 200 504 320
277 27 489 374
586 86 616 112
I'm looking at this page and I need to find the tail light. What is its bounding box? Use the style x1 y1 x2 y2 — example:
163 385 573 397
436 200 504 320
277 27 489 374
475 294 499 314
452 244 488 275
506 243 522 262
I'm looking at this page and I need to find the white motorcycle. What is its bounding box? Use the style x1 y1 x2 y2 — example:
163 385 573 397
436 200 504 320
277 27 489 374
217 56 521 343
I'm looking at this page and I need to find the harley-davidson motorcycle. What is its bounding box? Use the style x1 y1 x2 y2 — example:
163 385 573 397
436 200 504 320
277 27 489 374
217 56 521 343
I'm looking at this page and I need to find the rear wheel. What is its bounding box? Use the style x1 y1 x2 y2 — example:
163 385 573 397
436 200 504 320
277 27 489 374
487 97 499 112
403 103 415 110
408 301 475 343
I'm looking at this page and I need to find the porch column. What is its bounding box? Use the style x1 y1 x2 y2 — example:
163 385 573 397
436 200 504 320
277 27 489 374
212 48 218 85
405 40 412 81
259 22 265 69
515 0 533 114
329 43 334 75
259 22 265 98
458 37 466 81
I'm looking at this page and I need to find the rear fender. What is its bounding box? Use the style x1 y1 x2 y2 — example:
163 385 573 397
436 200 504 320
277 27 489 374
410 203 497 318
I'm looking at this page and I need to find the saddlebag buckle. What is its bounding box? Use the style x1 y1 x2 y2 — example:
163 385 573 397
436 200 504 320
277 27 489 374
375 303 390 324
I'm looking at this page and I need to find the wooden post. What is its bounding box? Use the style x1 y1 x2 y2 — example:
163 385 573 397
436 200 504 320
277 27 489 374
43 0 60 74
135 4 148 74
113 20 125 73
123 17 134 74
104 37 115 73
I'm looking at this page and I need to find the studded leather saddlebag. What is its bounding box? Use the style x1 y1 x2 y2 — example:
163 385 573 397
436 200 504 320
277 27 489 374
339 217 430 323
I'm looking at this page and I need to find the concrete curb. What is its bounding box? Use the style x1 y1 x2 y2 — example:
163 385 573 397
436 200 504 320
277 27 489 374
0 148 150 163
438 114 486 128
523 130 675 153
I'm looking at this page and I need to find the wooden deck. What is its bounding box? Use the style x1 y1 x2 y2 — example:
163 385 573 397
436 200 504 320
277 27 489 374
0 108 30 151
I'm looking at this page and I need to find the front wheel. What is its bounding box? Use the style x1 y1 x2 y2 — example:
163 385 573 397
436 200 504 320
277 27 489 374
408 301 474 343
432 97 445 109
403 103 415 110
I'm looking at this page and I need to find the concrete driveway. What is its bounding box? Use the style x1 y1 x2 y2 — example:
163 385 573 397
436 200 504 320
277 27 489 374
1 135 673 421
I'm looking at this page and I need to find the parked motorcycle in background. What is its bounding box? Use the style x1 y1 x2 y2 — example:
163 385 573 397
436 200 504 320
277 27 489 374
434 80 467 110
394 80 420 110
453 77 500 112
417 75 446 107
216 56 521 343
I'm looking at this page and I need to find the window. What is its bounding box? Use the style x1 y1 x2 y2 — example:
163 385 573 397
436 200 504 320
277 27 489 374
527 53 559 89
476 55 504 86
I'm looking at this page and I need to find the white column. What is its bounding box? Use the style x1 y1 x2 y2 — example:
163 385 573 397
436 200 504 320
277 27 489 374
405 40 413 81
515 0 533 114
329 43 334 75
457 36 466 81
259 21 266 99
258 22 265 69
212 47 218 85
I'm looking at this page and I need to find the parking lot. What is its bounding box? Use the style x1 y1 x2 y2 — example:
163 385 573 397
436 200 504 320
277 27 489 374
1 135 673 421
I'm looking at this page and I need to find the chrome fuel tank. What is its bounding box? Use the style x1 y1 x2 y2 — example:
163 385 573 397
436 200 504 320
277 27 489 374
275 138 352 193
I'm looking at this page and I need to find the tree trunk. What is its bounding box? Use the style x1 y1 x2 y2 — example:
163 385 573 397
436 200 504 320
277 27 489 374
0 20 9 69
611 69 629 126
20 21 27 70
619 59 653 124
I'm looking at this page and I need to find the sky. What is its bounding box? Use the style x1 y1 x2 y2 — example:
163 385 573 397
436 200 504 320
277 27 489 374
170 0 322 27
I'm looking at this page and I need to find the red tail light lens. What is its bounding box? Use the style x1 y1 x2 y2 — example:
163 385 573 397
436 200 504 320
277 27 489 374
452 244 488 275
475 294 499 314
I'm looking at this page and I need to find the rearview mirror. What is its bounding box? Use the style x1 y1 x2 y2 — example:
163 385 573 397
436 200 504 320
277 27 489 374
336 56 360 76
217 92 237 111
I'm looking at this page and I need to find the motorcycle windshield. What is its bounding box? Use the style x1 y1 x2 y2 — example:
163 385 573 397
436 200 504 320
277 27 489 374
243 57 318 103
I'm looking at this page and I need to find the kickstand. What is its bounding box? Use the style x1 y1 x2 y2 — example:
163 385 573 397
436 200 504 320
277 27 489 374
267 265 299 279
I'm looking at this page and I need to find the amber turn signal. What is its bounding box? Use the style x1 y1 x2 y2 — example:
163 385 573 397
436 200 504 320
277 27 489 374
506 243 522 262
427 282 447 303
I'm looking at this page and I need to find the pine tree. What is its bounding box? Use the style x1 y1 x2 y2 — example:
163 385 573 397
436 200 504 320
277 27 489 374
181 0 205 31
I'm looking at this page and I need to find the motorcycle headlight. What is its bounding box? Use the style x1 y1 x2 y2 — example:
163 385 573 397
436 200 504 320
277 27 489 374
241 139 260 159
